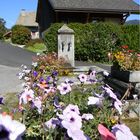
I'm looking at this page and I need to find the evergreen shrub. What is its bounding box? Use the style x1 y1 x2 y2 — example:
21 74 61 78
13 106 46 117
11 25 31 45
43 23 140 62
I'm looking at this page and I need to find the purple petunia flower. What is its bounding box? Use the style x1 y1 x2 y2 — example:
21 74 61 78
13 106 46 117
52 70 58 77
45 118 60 129
19 88 34 105
65 79 74 86
33 71 38 77
57 83 71 95
63 104 80 115
0 97 4 105
39 77 44 82
54 97 64 109
61 111 82 130
111 124 138 140
88 70 97 83
82 113 94 120
46 76 51 83
88 96 102 106
0 114 26 140
67 129 88 140
78 74 87 83
32 97 42 114
103 86 122 114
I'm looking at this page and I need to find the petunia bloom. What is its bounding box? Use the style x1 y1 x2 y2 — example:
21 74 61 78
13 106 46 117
45 118 60 129
111 124 138 140
0 113 26 140
19 88 34 105
32 97 42 114
0 97 4 105
61 111 82 131
82 113 94 120
88 96 102 106
88 70 97 83
63 104 80 115
78 74 87 83
67 129 88 140
57 83 71 95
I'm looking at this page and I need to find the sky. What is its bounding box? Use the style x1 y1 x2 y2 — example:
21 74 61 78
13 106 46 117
0 0 139 29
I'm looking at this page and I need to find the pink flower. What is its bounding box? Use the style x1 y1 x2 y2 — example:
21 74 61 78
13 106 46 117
57 83 71 95
98 124 116 140
78 74 87 83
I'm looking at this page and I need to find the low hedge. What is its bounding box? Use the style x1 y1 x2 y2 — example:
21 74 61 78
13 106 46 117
43 23 140 62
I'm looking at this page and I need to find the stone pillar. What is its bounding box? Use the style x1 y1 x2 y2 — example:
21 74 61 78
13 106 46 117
58 24 75 67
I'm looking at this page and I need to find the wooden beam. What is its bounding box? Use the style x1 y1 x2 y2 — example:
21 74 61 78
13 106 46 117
55 12 58 22
121 13 130 24
86 13 90 23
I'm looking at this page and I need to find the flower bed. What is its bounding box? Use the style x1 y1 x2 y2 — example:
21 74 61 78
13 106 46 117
0 53 139 140
111 45 140 83
113 45 140 71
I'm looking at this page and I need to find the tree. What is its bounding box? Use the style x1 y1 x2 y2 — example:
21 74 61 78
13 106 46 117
0 18 7 40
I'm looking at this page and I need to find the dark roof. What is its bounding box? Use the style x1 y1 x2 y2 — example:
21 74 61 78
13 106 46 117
49 0 140 13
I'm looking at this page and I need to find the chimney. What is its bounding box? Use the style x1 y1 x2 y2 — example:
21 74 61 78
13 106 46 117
21 9 26 16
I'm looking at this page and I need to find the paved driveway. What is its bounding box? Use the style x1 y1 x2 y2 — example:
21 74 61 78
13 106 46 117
0 41 36 94
0 42 36 67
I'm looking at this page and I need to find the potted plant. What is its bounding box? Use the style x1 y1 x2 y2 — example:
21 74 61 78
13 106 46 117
111 45 140 83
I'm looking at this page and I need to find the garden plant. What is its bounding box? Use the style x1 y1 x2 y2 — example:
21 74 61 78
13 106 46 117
113 45 140 71
0 52 138 140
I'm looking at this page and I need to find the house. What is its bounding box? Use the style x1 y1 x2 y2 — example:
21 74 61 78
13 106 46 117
36 0 140 36
16 9 39 39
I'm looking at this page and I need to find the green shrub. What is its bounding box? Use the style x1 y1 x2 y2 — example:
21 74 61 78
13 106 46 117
43 23 139 62
121 25 140 52
0 18 7 40
11 25 31 45
43 23 63 52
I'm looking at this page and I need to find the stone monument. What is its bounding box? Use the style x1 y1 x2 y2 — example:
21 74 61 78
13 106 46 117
58 24 75 67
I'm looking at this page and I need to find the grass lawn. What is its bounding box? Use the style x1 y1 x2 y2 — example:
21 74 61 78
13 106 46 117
0 93 20 119
26 43 46 53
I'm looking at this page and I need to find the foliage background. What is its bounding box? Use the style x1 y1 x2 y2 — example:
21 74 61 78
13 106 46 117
43 23 140 62
0 18 7 40
11 25 31 45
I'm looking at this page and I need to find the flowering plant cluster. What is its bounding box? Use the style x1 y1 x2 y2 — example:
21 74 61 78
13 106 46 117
0 53 138 140
113 45 140 71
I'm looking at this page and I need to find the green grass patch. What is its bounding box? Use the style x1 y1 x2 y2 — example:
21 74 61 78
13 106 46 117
26 43 46 53
123 118 140 138
0 93 21 120
0 93 18 112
